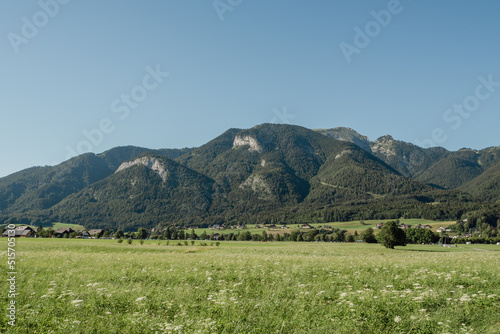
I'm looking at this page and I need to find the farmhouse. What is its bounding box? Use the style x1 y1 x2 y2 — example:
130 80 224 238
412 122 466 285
375 223 384 229
399 224 412 229
301 223 313 229
88 229 104 238
2 226 35 238
54 227 74 237
436 227 452 233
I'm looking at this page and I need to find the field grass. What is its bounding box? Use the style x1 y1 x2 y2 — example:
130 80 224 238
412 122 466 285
1 240 499 333
50 222 86 231
194 219 456 236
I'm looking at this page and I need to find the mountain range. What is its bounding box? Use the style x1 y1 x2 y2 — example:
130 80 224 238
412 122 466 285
1 124 498 231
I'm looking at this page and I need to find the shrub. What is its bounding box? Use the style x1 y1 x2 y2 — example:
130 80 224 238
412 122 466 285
117 238 124 243
127 239 133 245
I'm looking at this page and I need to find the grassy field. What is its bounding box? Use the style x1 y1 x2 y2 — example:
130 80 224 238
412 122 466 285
194 219 456 236
50 222 86 231
1 240 499 333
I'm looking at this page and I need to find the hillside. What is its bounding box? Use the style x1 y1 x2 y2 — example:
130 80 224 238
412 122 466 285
0 146 191 216
0 124 498 230
460 160 500 203
53 154 214 230
317 127 500 191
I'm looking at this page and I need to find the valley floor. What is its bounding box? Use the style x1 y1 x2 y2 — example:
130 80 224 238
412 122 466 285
1 240 499 333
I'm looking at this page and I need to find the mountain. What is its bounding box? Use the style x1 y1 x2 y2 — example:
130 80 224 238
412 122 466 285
460 160 500 203
52 154 214 231
315 127 372 152
0 146 192 215
0 124 498 230
316 127 449 178
316 127 500 191
177 124 430 205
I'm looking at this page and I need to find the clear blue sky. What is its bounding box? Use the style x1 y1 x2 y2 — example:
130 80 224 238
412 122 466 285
1 0 500 177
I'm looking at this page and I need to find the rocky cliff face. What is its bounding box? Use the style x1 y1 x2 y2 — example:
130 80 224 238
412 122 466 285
233 135 263 152
116 156 169 181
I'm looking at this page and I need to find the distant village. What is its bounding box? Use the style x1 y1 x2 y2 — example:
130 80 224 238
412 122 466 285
1 218 497 245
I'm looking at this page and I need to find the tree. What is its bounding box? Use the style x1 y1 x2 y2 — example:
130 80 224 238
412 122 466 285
164 228 172 240
115 230 124 239
360 228 377 243
376 221 406 249
137 228 148 240
200 231 208 240
345 233 354 243
190 229 197 240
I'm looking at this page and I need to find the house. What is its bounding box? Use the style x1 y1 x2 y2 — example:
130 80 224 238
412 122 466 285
422 225 431 229
375 223 384 229
324 225 332 229
399 224 412 230
301 223 313 229
255 225 262 229
81 231 90 239
211 224 221 230
269 224 277 229
87 229 104 238
54 227 74 237
281 225 289 229
436 227 452 233
2 226 35 238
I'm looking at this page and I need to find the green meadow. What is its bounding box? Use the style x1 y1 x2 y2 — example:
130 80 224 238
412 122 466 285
1 239 499 333
193 219 455 235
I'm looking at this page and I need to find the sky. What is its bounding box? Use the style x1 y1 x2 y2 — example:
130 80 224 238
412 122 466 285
1 0 500 177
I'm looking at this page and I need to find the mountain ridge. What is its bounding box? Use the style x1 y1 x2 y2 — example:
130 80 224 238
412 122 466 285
0 124 498 230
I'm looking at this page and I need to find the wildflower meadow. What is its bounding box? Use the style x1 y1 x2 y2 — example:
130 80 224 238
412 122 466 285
1 239 499 333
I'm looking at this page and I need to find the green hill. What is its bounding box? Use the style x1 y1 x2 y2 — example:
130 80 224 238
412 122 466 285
0 124 498 231
460 161 500 203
